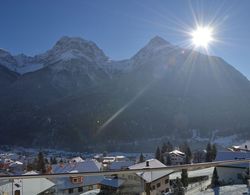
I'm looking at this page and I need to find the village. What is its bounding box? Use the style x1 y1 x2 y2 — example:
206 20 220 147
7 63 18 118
0 142 250 195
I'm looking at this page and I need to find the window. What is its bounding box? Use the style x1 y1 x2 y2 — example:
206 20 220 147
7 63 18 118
78 187 83 192
165 179 169 184
69 188 74 194
152 185 155 190
157 183 161 188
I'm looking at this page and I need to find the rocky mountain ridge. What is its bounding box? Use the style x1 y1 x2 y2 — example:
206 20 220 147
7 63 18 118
1 36 250 151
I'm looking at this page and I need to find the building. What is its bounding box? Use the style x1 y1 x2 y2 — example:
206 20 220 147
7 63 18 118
51 159 102 194
0 171 55 195
168 150 186 165
118 159 173 195
51 158 124 194
215 150 250 185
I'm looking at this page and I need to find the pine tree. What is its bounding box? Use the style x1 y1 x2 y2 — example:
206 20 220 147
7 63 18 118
139 153 145 163
50 157 57 165
181 169 188 187
211 167 220 187
160 152 165 164
36 151 46 174
181 141 192 164
155 146 161 161
166 154 172 165
167 141 173 152
206 142 212 162
211 144 217 161
174 177 185 195
161 143 168 153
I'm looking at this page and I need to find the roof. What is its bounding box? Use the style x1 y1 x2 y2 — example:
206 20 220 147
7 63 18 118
109 161 134 170
52 159 101 173
169 150 185 156
99 177 125 188
129 159 173 183
22 178 55 195
70 157 84 163
0 177 55 195
129 159 166 170
23 171 38 175
52 175 103 190
216 151 250 167
9 161 23 167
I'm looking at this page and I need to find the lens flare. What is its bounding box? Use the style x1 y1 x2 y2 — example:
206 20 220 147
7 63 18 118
191 26 214 48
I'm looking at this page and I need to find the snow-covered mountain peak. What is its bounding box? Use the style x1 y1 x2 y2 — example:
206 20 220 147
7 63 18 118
46 36 108 64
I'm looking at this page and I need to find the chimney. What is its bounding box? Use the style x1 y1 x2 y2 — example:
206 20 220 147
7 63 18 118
146 161 149 167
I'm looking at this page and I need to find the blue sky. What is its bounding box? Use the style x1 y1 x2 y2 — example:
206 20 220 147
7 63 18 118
1 0 250 78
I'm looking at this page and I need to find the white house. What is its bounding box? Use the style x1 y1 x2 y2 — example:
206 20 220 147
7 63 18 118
0 171 55 195
168 150 186 165
117 159 173 195
215 150 250 185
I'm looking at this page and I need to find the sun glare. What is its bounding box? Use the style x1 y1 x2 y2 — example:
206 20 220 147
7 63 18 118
191 26 214 48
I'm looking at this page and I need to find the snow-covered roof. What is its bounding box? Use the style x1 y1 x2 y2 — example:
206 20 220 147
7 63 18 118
23 171 38 175
70 157 84 163
109 161 134 170
22 178 55 195
216 151 250 167
52 159 101 174
169 150 185 156
129 159 173 183
53 176 102 190
129 159 166 170
9 161 23 167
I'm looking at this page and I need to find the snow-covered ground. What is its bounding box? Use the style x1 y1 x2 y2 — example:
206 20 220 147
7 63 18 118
200 185 249 195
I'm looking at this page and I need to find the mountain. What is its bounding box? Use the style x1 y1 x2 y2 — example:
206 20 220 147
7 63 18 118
1 36 250 151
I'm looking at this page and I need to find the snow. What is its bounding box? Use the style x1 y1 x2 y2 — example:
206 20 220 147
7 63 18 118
169 150 185 156
80 189 101 195
70 156 84 163
129 159 173 182
201 185 248 195
169 167 214 180
16 63 44 74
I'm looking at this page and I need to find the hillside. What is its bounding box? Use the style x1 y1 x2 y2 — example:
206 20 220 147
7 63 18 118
1 36 250 151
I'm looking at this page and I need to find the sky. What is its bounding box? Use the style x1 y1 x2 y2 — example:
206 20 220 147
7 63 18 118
1 0 250 78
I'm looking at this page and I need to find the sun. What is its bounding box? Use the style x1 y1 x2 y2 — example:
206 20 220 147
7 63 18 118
191 26 214 48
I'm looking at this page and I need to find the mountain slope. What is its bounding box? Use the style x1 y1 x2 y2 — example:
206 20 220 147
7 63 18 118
1 36 250 151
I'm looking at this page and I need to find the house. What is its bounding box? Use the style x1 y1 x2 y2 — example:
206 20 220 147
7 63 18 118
51 159 102 194
0 171 55 195
118 159 173 195
51 158 124 194
168 150 186 165
215 150 250 185
8 161 25 174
